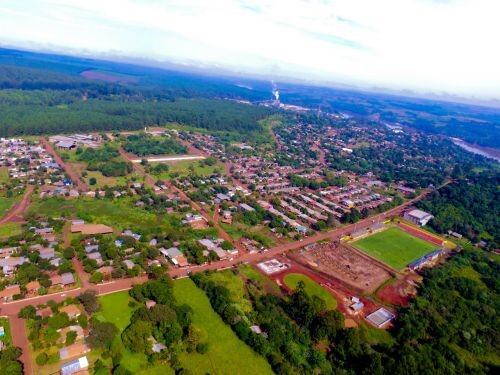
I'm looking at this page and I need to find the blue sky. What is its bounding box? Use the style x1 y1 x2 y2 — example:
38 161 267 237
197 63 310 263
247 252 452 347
0 0 499 99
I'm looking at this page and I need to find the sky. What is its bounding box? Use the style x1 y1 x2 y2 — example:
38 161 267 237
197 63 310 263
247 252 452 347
0 0 499 100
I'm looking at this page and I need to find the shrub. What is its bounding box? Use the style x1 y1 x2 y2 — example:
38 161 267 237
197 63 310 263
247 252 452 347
35 352 48 366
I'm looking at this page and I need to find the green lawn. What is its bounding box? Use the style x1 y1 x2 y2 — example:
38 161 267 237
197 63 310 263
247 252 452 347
152 159 222 180
0 196 17 217
0 222 23 238
283 273 337 310
29 197 174 232
352 227 437 270
0 317 12 346
203 270 253 313
173 278 272 375
94 291 172 374
0 167 9 183
94 291 135 331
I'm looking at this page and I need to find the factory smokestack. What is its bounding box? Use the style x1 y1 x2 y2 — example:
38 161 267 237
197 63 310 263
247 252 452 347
271 80 280 101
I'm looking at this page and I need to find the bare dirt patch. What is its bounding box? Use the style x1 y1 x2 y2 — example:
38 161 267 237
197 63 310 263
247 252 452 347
377 274 421 307
293 241 392 294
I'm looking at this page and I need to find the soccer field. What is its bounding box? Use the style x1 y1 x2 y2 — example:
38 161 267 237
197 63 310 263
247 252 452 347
352 227 437 270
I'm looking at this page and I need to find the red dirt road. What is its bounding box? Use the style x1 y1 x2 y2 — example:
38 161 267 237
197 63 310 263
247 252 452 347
0 185 34 225
40 138 88 192
9 315 32 375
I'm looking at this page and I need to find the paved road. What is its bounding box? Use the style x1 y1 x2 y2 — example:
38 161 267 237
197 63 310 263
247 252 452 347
0 185 34 225
41 138 88 192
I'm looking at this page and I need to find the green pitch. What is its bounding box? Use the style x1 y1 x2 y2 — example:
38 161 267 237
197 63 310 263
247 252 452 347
352 227 437 270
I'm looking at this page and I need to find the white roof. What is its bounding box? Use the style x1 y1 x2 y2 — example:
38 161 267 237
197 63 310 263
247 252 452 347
408 209 433 219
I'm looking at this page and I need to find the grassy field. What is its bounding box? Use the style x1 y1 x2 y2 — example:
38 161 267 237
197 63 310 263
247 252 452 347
95 291 172 374
173 278 272 375
238 264 280 294
353 227 437 270
221 222 276 248
29 197 174 232
94 291 135 331
0 222 23 238
283 273 337 310
0 196 17 217
152 159 222 180
0 167 9 183
0 317 12 346
202 270 253 313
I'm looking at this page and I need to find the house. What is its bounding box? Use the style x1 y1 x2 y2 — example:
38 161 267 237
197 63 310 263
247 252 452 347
26 281 40 294
122 229 141 241
160 247 189 267
55 140 76 150
61 272 76 286
84 245 99 253
123 260 135 270
239 203 255 212
404 209 433 226
366 308 395 328
59 342 90 360
50 274 62 286
0 284 21 301
60 304 81 319
38 247 55 260
60 356 89 375
0 257 27 275
36 307 52 318
145 300 156 309
97 266 114 278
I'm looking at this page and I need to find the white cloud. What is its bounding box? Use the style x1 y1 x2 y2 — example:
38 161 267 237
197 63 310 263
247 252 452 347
0 0 499 99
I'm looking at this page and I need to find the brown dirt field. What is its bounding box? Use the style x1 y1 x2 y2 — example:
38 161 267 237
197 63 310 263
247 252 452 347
377 274 421 307
271 258 380 319
293 242 392 294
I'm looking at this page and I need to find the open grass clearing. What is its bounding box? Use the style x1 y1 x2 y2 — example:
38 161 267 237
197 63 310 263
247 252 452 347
283 273 337 310
151 159 223 180
0 167 9 183
202 270 253 313
29 197 174 232
0 196 17 217
352 227 437 270
173 278 272 375
95 291 172 374
0 222 23 238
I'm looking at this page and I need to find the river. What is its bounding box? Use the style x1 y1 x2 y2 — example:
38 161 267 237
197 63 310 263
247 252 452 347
451 138 500 163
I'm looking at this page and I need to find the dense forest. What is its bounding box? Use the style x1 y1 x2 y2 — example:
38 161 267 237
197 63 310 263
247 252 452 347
123 133 186 156
418 169 500 247
193 248 499 374
76 146 132 177
0 89 272 138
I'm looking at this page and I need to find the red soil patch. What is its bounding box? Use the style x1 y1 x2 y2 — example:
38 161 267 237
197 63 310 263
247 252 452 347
80 70 137 83
377 274 421 307
398 222 444 246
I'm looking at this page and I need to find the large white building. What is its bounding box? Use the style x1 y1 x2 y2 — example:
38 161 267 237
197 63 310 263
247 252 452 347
404 209 434 226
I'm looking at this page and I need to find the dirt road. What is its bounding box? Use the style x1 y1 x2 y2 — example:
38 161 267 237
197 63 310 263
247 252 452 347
9 315 32 375
0 185 34 225
40 138 88 192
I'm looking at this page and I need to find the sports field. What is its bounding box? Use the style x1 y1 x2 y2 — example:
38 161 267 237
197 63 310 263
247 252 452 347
352 227 437 270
